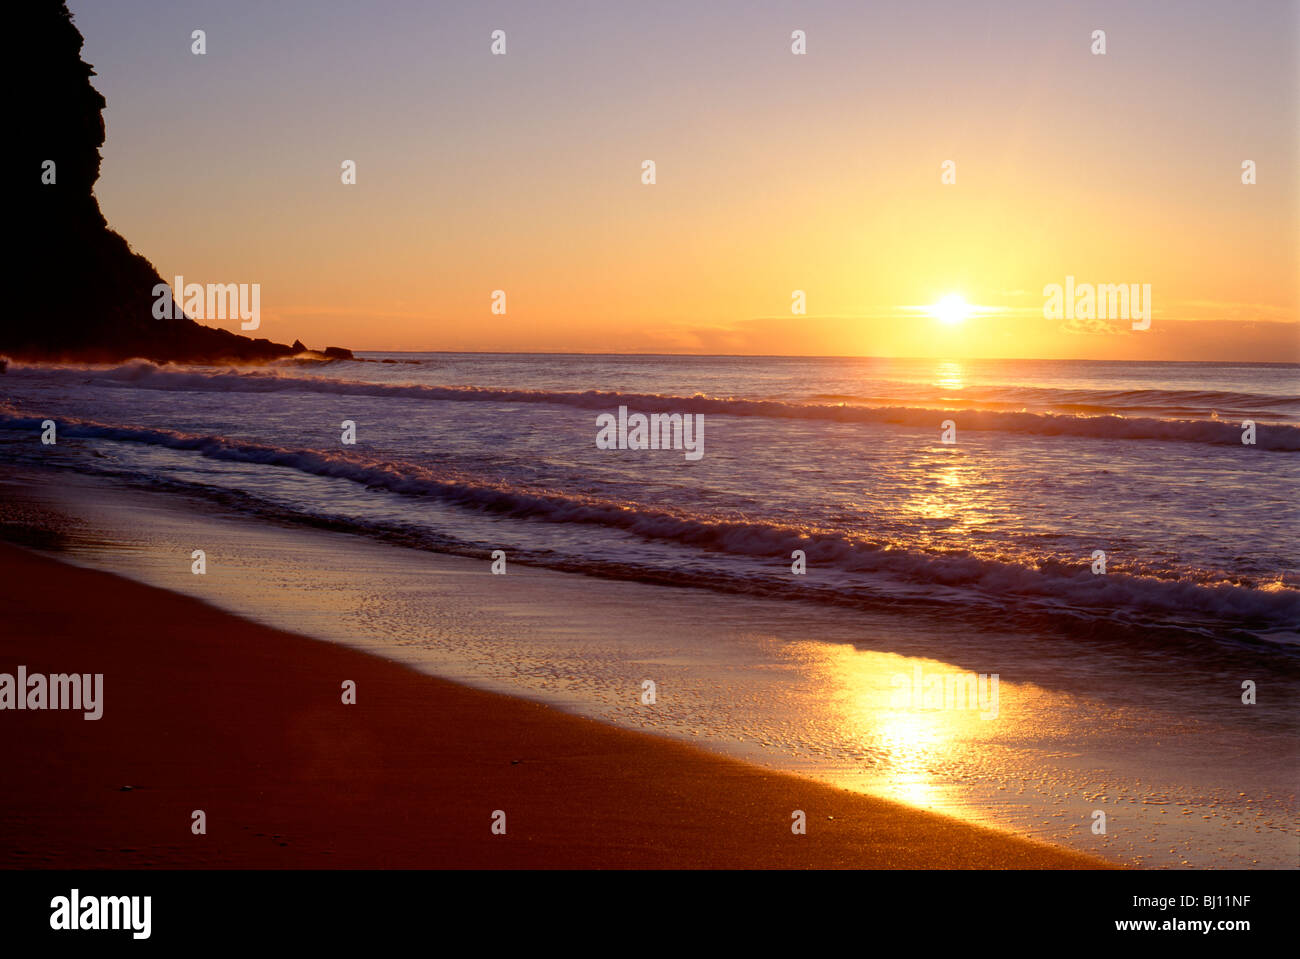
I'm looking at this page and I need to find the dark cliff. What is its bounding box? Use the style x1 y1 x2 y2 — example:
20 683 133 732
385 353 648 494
6 1 350 364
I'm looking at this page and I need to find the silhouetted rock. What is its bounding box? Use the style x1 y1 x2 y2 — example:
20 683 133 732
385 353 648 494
7 2 348 365
323 346 354 359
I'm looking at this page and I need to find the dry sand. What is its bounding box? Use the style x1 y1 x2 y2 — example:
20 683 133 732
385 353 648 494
0 542 1107 868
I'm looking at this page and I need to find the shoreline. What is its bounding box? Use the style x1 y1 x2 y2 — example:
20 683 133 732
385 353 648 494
0 541 1106 868
1 462 1294 868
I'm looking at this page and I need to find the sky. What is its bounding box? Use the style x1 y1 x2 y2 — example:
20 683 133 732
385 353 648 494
71 0 1299 360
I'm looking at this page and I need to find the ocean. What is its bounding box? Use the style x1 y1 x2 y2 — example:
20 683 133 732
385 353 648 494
3 354 1297 640
1 353 1297 866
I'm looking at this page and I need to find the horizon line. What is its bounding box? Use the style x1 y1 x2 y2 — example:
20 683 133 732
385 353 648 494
338 349 1300 366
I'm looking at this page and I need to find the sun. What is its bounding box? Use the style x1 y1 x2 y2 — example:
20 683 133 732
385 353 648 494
930 294 971 326
924 293 973 326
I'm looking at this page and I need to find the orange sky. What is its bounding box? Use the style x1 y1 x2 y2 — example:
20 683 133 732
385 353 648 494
77 0 1299 360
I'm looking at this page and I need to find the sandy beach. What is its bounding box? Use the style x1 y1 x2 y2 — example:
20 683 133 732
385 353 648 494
0 540 1107 869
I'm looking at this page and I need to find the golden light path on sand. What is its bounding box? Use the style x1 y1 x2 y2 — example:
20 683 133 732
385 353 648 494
769 642 1019 820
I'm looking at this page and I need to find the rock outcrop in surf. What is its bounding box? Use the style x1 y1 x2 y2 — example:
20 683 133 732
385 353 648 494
7 2 351 364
